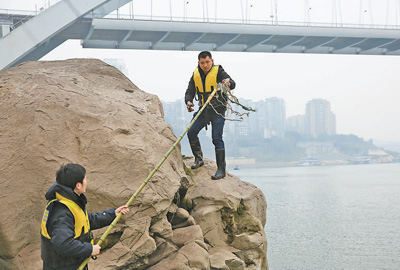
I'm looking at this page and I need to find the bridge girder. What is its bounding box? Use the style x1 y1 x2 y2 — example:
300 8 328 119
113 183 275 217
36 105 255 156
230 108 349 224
3 1 400 71
80 19 400 56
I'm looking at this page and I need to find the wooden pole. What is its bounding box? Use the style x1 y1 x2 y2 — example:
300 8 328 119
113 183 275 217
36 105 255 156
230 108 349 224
77 84 225 270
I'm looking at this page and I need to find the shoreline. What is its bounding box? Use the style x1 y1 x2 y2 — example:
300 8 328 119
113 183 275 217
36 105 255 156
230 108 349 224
227 160 399 170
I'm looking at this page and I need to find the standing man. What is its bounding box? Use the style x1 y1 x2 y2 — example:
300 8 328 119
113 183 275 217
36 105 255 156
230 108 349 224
41 163 129 270
185 51 236 180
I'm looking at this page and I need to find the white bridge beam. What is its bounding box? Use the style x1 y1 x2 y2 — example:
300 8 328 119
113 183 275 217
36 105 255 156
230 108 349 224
81 19 400 55
3 0 400 71
0 0 131 70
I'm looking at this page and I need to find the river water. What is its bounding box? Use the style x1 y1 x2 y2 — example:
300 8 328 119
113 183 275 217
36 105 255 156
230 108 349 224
232 163 400 270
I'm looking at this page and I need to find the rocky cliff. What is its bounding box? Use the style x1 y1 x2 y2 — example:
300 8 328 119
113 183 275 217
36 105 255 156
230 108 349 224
0 59 267 269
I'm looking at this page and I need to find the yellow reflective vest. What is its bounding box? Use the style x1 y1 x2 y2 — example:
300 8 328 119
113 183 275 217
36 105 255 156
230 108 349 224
41 192 92 242
193 65 220 105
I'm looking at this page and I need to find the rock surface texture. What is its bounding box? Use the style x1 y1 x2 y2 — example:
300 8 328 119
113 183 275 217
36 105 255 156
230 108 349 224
0 59 268 270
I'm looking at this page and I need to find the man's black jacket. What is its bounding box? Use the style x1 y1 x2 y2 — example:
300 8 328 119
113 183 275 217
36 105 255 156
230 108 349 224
41 183 116 270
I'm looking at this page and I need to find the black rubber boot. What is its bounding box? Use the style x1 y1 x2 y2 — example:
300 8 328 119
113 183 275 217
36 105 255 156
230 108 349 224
211 149 226 180
190 140 204 169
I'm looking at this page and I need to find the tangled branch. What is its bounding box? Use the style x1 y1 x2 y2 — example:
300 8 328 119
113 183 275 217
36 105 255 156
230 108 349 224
209 82 256 121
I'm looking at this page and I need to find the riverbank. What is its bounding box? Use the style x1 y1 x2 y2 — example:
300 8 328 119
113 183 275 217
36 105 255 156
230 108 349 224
227 159 399 170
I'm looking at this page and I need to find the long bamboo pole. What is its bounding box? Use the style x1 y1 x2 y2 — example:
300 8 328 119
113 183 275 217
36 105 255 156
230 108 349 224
77 84 224 270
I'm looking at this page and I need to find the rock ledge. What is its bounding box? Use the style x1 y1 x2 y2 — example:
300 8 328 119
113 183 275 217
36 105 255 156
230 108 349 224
0 59 268 269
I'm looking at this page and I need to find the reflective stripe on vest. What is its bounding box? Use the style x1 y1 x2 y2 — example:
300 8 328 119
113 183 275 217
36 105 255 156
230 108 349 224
193 65 219 105
41 192 91 242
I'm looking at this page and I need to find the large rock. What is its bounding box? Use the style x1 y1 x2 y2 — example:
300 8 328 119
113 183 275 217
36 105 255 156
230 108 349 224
0 59 268 269
182 158 268 269
209 247 245 270
171 225 204 247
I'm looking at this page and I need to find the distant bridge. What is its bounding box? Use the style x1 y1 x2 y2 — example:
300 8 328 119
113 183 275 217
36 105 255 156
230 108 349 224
2 0 400 70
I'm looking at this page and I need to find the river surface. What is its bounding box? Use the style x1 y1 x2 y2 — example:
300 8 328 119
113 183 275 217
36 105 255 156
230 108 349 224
232 163 400 270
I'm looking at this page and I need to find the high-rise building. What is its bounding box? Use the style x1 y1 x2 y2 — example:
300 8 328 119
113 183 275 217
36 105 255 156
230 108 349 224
265 97 286 138
305 99 336 138
286 114 305 134
253 99 267 136
226 98 256 137
330 112 337 135
219 97 285 138
162 99 189 135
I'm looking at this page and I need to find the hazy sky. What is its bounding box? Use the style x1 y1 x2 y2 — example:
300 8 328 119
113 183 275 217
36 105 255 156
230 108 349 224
2 0 400 142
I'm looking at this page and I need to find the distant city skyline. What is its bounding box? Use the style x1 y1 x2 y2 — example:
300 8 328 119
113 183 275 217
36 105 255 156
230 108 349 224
162 96 338 140
97 53 399 144
98 55 397 145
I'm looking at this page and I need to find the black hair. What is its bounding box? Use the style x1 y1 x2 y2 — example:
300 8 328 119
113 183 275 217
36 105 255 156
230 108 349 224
56 163 86 189
198 51 212 60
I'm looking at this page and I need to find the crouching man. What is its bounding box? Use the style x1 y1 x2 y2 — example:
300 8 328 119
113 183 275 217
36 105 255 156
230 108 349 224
41 163 129 270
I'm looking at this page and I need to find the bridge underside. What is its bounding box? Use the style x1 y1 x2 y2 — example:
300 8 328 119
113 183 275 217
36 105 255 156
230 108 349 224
78 19 400 56
2 0 400 70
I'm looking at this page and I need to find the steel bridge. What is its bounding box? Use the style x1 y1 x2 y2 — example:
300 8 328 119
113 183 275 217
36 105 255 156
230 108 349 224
2 0 400 70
